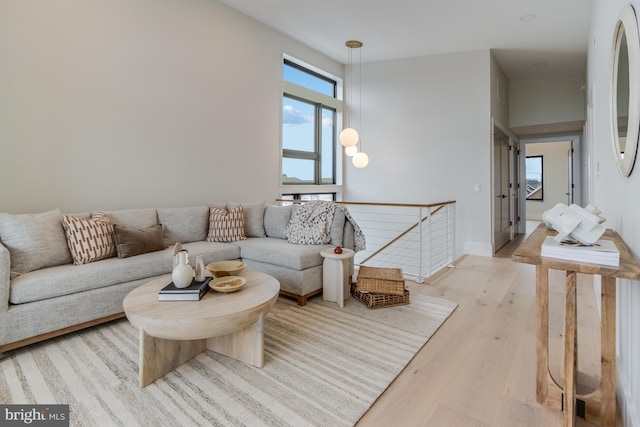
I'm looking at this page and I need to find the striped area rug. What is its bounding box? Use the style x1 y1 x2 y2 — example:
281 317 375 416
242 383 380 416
0 293 456 427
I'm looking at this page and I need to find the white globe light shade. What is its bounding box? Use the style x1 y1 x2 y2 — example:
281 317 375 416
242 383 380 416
345 145 358 157
352 151 369 168
339 128 359 147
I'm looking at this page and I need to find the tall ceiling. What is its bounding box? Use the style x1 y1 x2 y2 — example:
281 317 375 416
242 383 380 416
218 0 594 79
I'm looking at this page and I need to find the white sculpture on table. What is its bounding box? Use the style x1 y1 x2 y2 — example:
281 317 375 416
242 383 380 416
542 203 606 245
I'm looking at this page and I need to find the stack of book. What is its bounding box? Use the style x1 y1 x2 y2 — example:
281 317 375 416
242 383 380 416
541 236 620 267
158 277 212 301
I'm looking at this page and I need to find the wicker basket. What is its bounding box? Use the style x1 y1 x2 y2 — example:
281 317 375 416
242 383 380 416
355 266 405 296
350 284 410 309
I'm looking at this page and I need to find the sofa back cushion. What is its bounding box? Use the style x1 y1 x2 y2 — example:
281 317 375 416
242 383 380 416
227 202 266 237
330 207 346 247
0 209 72 278
157 206 209 245
97 208 158 229
264 205 293 239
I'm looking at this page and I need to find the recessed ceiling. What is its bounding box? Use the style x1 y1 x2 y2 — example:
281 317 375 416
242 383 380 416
218 0 594 79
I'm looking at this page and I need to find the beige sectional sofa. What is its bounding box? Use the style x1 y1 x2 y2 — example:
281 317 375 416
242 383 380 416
0 202 358 352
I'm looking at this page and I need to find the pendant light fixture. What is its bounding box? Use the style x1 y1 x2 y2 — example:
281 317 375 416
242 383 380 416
340 40 369 168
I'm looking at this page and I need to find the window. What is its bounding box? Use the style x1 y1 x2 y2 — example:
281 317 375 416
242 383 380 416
526 156 543 200
281 193 336 203
282 59 340 187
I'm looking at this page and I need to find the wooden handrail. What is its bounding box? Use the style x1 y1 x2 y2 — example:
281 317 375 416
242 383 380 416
275 199 456 208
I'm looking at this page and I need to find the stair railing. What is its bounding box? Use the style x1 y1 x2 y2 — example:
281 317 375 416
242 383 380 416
277 199 456 283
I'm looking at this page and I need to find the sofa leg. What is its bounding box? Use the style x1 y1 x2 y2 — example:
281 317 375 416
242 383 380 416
297 296 308 306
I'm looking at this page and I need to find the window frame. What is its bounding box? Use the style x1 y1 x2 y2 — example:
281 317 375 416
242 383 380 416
525 155 544 201
281 57 342 191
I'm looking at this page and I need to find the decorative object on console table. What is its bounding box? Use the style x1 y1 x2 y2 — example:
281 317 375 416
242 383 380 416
541 236 620 267
159 277 212 301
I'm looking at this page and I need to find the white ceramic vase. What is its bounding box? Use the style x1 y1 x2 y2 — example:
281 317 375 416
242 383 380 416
172 251 193 288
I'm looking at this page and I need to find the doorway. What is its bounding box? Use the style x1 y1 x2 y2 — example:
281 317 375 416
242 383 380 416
492 124 514 252
518 135 582 229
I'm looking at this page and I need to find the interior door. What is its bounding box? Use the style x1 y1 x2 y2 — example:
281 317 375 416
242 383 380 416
493 127 512 252
567 147 574 204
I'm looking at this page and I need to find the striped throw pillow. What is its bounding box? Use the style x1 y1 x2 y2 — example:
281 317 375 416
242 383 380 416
62 213 115 265
206 205 246 242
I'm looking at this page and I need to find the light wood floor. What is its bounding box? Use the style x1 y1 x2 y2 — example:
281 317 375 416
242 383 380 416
357 224 619 427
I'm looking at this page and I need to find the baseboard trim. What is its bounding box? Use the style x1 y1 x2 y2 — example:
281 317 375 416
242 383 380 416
464 242 493 257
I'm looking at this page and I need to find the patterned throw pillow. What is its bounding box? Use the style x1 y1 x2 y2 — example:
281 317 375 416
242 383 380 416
62 213 116 265
206 205 246 242
284 201 335 245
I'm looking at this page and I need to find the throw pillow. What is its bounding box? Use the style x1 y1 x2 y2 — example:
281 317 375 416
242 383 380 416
226 202 266 237
206 205 246 242
113 224 165 258
62 213 116 265
284 201 335 245
0 209 72 278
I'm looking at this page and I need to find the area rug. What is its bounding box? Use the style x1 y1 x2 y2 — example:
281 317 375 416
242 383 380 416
0 293 457 427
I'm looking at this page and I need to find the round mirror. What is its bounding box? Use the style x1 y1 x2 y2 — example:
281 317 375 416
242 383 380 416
611 5 640 176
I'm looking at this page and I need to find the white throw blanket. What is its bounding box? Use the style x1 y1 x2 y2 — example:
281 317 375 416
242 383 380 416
284 201 366 252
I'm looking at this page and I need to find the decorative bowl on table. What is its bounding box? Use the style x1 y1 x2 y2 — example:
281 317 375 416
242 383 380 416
206 260 246 277
209 276 246 293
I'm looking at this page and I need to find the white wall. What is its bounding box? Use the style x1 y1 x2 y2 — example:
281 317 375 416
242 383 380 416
525 141 571 220
0 0 342 214
588 1 640 425
343 51 493 258
510 76 586 127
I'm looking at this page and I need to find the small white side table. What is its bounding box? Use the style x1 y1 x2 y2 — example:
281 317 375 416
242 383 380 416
320 247 355 308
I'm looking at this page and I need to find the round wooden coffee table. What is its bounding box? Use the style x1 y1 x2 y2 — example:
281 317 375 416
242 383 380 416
123 270 280 387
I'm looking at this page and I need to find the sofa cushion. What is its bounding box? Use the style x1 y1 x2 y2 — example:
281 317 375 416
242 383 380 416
264 205 292 239
97 208 158 229
234 237 331 270
227 202 266 238
158 206 209 245
62 213 116 265
330 207 346 246
9 241 241 304
0 209 71 278
206 205 246 242
113 224 165 258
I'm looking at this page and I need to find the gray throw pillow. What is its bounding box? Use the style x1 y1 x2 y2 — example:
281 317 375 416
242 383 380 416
113 224 166 258
0 209 72 278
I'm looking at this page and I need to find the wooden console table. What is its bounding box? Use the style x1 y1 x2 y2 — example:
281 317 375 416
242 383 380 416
512 223 640 427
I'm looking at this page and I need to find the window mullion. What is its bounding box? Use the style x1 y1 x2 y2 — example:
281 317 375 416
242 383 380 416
315 104 322 185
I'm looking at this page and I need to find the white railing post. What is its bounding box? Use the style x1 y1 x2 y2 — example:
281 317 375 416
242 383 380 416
417 207 424 283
